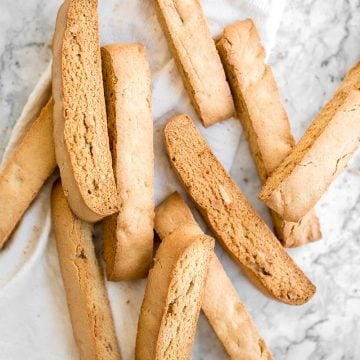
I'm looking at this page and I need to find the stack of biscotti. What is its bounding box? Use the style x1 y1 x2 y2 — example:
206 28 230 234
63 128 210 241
101 44 154 281
136 222 214 359
259 61 360 222
8 0 360 357
52 0 118 222
155 193 273 360
217 19 321 248
0 99 56 249
153 0 235 127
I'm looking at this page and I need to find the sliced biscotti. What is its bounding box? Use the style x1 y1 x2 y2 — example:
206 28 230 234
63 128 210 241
136 224 214 360
164 115 316 305
259 62 360 222
217 19 321 247
155 193 273 360
153 0 234 127
51 181 120 360
52 0 118 222
0 99 56 249
101 44 154 281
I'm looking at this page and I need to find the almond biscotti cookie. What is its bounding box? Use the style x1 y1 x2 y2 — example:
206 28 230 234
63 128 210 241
259 62 360 222
164 115 316 305
217 19 321 247
101 44 154 281
51 181 120 360
153 0 234 127
52 0 118 222
0 99 56 249
136 224 214 360
155 193 273 360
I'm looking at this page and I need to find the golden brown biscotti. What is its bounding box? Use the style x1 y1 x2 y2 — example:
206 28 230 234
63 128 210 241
155 193 273 360
101 44 154 281
52 0 118 222
51 181 121 360
259 62 360 222
136 224 214 360
164 115 316 305
0 99 56 249
153 0 235 127
217 19 321 247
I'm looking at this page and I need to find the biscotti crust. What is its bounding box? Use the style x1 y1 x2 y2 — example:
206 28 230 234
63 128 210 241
0 99 56 249
217 19 321 247
259 62 360 222
153 0 235 127
52 0 118 222
155 193 273 360
218 20 294 177
136 225 214 360
164 115 316 305
51 181 120 360
101 44 154 281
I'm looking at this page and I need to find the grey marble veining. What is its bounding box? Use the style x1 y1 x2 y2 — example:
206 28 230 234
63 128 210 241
230 1 360 359
0 0 60 158
0 0 359 359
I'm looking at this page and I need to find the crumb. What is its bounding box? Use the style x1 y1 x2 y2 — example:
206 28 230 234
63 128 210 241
243 177 248 183
126 300 130 304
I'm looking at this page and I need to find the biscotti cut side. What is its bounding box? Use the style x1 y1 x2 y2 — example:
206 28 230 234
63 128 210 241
217 19 321 247
136 225 214 360
155 193 273 360
101 44 154 281
52 0 118 222
0 99 56 249
259 62 360 221
164 115 316 305
153 0 234 127
51 181 120 360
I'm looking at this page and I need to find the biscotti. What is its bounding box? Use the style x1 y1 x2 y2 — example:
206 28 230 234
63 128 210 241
217 19 321 247
155 193 273 360
51 181 121 360
0 99 56 249
153 0 234 127
136 225 214 360
164 115 316 305
52 0 118 222
259 62 360 222
101 44 154 281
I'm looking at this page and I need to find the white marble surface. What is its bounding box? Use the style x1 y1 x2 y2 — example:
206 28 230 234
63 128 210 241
0 0 360 359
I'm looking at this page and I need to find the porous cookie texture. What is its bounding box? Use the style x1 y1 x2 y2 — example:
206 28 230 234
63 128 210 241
136 224 214 360
155 193 273 360
52 0 118 222
164 115 316 305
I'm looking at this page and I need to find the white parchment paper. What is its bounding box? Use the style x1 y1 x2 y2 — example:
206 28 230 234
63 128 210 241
0 1 286 358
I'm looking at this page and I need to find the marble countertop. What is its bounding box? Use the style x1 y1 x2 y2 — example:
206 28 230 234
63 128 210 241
0 0 359 359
